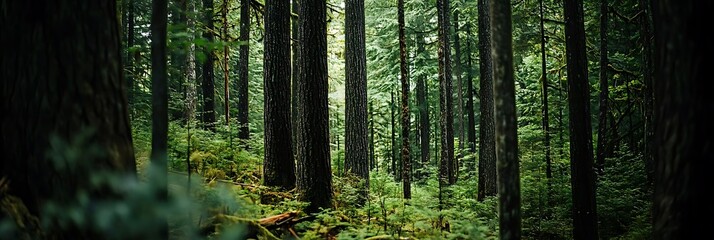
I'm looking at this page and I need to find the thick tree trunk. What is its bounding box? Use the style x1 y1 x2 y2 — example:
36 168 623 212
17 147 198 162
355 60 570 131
437 0 455 190
264 0 296 190
397 0 411 199
477 0 497 201
489 0 521 238
564 0 599 238
1 0 136 216
202 0 216 131
296 0 333 213
150 0 169 236
652 1 714 238
345 0 370 202
291 0 300 149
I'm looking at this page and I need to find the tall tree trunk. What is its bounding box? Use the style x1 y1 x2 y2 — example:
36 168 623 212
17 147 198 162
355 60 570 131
345 0 370 203
238 0 250 140
264 0 296 190
437 0 455 190
595 0 608 175
180 0 198 122
1 0 136 218
477 0 497 201
564 0 599 238
639 0 654 187
397 0 411 199
150 0 169 236
416 32 431 175
652 1 714 238
539 0 552 182
291 0 300 149
202 0 216 131
465 23 477 174
489 0 521 238
452 10 464 181
296 0 333 213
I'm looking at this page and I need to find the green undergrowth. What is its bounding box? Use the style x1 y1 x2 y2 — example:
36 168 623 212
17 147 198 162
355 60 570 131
2 122 652 239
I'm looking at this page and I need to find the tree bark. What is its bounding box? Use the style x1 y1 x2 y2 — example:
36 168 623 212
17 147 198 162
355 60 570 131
238 0 250 140
202 0 216 131
416 32 431 176
345 0 370 202
477 0 497 201
264 0 296 190
291 0 300 149
397 0 411 199
296 0 333 213
564 0 599 238
652 1 714 238
489 0 521 239
1 0 137 216
150 0 169 236
437 0 455 190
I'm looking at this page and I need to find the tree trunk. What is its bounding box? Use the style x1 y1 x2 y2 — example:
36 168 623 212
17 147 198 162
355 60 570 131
477 0 497 201
437 0 455 190
264 0 296 190
296 0 333 213
237 0 250 140
465 23 476 174
202 0 216 131
489 0 521 238
291 0 300 149
180 0 198 122
639 0 654 187
453 11 465 168
345 0 370 202
150 0 169 236
595 0 608 175
564 0 599 238
416 32 430 176
652 1 714 238
1 0 136 216
539 0 552 182
397 0 411 199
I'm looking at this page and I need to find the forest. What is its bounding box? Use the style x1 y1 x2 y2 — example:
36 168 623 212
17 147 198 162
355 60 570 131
0 0 711 239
